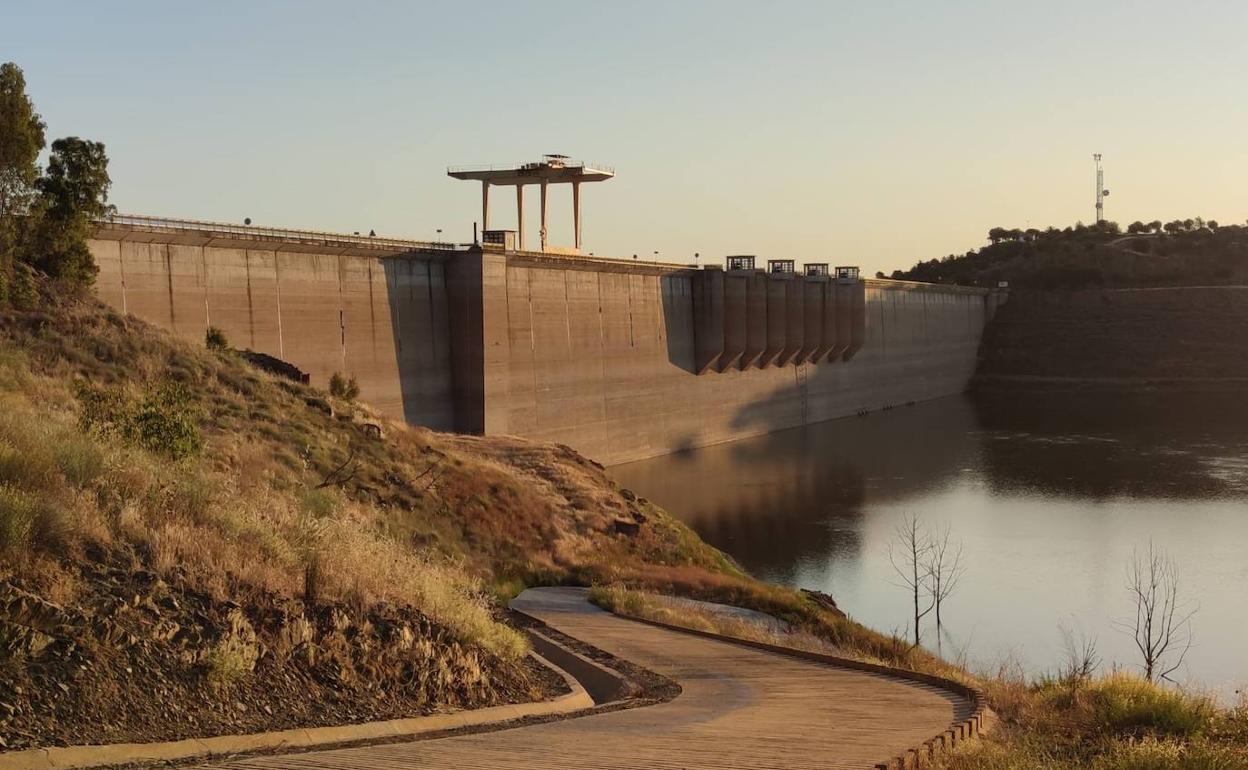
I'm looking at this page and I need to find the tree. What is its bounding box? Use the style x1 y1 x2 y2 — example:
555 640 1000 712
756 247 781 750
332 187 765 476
1127 221 1149 234
0 62 46 298
1117 542 1196 682
1148 220 1164 234
1208 220 1219 230
924 523 965 631
26 137 113 284
889 513 935 647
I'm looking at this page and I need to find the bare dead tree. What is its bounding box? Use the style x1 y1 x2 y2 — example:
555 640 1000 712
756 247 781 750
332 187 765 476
889 513 935 647
1116 542 1196 682
1058 622 1100 689
924 523 966 631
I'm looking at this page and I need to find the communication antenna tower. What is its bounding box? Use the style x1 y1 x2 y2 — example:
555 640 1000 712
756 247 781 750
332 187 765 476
1093 153 1109 223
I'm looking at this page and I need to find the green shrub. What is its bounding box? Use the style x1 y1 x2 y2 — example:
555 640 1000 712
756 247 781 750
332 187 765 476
75 380 202 460
203 610 258 692
1090 674 1217 739
0 484 36 549
1090 737 1248 770
53 431 104 489
205 326 228 351
298 487 338 519
328 372 360 401
129 382 202 459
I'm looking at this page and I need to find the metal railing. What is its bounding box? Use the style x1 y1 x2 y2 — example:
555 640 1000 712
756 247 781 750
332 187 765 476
447 161 615 175
100 213 459 250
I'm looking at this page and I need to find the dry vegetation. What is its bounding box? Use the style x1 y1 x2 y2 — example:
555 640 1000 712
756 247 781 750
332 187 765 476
589 585 838 656
0 278 849 745
935 671 1248 769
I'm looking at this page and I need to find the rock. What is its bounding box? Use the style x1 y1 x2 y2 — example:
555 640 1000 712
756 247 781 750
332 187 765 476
611 518 641 536
620 488 637 502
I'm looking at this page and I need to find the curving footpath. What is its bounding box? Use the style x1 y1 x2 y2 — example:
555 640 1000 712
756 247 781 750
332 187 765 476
202 588 972 770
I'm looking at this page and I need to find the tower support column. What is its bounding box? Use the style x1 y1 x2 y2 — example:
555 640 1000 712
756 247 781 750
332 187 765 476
516 185 524 250
572 181 581 249
481 181 490 231
540 181 549 252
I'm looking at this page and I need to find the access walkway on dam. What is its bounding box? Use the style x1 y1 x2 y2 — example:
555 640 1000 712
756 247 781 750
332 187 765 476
201 588 969 770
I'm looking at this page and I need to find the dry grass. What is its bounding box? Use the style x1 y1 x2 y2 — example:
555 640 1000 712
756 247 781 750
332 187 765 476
0 290 528 660
0 281 769 663
933 670 1248 769
589 585 838 655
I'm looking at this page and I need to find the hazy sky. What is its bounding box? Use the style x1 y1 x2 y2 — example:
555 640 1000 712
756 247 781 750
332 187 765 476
4 1 1246 275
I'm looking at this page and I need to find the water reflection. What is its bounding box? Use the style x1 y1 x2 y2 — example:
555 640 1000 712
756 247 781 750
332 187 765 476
611 392 1248 698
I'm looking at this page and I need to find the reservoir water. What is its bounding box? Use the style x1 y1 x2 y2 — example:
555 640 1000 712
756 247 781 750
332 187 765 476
611 392 1248 699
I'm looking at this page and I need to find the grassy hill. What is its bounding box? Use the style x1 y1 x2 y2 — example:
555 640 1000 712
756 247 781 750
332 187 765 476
0 278 886 749
890 219 1248 289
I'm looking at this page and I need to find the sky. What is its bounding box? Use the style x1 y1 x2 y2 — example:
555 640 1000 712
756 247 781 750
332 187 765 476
4 0 1246 276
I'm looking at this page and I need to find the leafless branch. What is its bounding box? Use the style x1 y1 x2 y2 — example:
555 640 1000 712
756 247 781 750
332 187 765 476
923 523 966 631
1113 542 1197 682
889 513 936 647
315 447 358 490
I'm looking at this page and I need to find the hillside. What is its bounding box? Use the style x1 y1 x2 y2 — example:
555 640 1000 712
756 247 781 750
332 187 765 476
890 219 1248 289
0 278 881 749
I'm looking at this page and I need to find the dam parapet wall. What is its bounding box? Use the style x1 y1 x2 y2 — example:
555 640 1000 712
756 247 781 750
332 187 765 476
88 219 1000 464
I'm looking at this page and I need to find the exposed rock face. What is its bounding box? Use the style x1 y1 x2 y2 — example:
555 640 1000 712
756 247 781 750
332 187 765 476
0 552 558 751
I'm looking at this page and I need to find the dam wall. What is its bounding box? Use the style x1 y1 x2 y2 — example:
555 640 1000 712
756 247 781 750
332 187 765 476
459 252 995 464
977 286 1248 388
88 221 458 430
89 219 1000 464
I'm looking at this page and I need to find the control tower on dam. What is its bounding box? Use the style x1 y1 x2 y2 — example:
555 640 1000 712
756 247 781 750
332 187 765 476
86 160 1004 465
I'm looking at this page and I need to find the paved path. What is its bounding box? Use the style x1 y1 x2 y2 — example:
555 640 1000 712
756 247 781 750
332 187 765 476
202 588 968 770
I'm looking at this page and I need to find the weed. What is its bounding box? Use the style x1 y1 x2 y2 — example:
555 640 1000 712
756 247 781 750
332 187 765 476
203 610 258 692
204 326 228 351
328 372 360 401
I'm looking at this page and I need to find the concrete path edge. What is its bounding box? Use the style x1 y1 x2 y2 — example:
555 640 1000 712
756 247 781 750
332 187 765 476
611 610 991 770
0 633 595 770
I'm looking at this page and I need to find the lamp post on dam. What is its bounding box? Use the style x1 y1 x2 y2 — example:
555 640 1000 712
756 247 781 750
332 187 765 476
448 155 615 254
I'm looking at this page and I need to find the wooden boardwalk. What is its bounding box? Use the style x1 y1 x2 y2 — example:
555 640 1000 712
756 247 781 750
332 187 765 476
202 588 968 770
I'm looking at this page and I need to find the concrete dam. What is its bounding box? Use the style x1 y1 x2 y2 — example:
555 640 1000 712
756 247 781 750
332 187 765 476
88 216 1003 465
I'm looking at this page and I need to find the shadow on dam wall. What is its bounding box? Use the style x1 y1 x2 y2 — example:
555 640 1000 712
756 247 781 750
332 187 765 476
378 258 455 429
613 396 986 581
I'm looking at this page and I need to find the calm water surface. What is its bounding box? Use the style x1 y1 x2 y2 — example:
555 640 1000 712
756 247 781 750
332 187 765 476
611 392 1248 699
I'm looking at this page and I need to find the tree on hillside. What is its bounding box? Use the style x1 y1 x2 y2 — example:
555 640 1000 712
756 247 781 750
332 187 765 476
0 62 46 299
1127 221 1149 234
25 137 113 284
1148 220 1163 234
